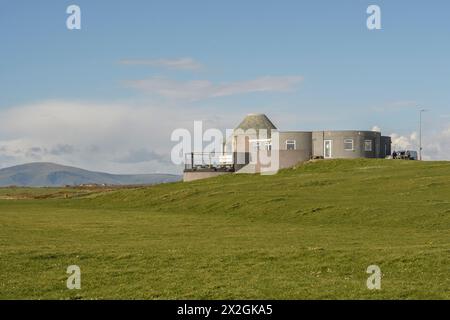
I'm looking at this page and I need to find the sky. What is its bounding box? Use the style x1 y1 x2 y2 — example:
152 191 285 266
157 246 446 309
0 0 449 174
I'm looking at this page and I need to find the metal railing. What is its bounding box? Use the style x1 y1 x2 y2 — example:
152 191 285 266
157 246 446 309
184 152 235 171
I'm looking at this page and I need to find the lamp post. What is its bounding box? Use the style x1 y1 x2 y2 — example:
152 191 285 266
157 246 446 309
419 109 427 161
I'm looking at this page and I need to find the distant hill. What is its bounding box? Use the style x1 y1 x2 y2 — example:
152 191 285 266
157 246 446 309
0 162 181 187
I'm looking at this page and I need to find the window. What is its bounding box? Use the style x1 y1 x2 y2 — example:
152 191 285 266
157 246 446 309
364 140 373 152
286 140 296 150
344 138 354 151
250 139 271 151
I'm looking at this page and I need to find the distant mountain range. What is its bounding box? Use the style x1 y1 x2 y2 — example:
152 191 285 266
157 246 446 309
0 163 181 187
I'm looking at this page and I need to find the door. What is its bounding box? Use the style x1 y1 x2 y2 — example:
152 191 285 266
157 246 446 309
324 140 332 158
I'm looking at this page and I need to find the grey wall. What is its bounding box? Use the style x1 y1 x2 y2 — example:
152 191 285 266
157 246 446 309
276 132 313 168
278 132 312 151
238 150 311 171
381 136 392 157
312 131 382 158
277 150 310 168
231 129 391 173
183 171 230 182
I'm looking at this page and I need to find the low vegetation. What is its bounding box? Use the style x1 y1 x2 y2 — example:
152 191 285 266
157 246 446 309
0 159 449 299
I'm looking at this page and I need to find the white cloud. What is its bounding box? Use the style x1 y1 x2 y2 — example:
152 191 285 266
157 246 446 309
387 101 418 108
443 127 450 137
120 58 303 100
372 100 419 112
0 100 244 174
371 125 381 132
390 132 418 150
423 127 450 160
125 75 303 101
0 101 183 174
390 127 450 160
119 57 203 71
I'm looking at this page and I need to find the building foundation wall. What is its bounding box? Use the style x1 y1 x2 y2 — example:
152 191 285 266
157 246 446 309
183 171 231 182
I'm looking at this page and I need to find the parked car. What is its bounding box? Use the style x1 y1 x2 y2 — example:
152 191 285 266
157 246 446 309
392 150 418 160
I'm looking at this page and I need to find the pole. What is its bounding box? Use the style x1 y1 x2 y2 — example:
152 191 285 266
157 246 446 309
419 109 427 161
419 110 422 161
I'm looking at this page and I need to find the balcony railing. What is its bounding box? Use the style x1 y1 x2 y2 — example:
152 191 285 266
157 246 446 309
184 152 236 172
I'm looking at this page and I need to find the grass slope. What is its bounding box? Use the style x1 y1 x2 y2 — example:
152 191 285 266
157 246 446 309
0 159 449 299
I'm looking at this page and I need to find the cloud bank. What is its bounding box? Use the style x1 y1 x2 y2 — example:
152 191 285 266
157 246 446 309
390 128 450 160
0 101 185 174
125 76 303 101
119 57 203 71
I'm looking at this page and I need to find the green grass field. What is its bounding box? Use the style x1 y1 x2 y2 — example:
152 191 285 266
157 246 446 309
0 159 449 299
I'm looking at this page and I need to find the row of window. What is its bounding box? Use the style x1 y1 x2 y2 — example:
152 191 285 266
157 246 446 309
344 139 373 152
252 139 373 151
286 139 373 152
252 140 296 151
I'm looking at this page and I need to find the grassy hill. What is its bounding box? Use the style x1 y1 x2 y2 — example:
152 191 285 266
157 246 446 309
0 159 449 299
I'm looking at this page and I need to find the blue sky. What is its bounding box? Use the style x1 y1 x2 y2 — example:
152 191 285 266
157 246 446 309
0 1 449 173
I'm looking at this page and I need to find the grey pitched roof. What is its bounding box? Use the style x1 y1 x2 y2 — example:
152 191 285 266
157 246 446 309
234 113 277 132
